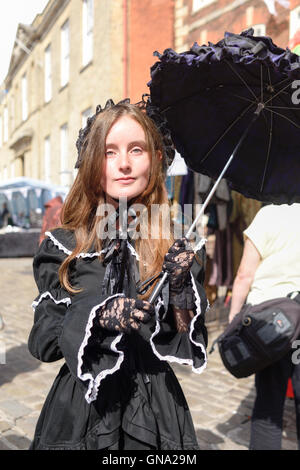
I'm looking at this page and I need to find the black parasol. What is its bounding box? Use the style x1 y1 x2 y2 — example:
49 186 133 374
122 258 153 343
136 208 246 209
147 28 300 303
148 28 300 205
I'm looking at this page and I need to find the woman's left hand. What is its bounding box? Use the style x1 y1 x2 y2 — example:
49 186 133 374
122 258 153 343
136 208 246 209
162 238 195 293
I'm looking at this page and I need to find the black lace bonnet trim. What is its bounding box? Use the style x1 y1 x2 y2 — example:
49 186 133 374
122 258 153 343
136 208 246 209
75 95 175 170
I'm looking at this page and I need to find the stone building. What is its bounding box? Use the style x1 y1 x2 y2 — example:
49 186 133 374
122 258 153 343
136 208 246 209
2 0 299 189
0 0 175 188
174 0 300 52
0 0 124 187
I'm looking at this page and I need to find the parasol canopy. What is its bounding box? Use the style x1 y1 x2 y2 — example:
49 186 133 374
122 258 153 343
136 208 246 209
148 28 300 205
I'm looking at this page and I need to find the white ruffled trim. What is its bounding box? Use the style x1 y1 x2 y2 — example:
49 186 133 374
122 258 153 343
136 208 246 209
149 272 207 374
45 231 105 258
189 271 207 372
45 231 140 262
31 291 71 310
77 293 125 404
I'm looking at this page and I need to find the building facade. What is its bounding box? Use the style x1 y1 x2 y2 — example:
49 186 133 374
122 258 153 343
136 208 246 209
127 0 174 103
1 0 300 188
174 0 300 52
0 0 175 188
0 0 124 187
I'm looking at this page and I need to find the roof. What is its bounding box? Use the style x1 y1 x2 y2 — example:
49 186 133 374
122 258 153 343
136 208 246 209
0 177 68 194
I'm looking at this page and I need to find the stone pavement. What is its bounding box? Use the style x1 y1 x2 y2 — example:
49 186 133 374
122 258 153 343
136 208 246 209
0 257 298 451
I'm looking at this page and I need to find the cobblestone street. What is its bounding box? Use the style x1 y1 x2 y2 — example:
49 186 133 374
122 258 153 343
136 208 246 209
0 257 298 450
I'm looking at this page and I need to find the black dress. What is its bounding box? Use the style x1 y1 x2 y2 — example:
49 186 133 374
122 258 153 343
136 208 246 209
28 228 208 450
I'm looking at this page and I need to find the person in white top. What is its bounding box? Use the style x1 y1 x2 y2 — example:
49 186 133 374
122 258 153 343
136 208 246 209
229 203 300 450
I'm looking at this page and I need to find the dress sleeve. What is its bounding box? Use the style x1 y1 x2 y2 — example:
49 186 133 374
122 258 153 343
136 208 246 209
28 236 72 362
149 246 208 374
28 232 125 404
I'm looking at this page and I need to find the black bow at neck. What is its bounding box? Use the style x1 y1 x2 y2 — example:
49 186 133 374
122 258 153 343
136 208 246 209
101 206 140 298
100 205 164 299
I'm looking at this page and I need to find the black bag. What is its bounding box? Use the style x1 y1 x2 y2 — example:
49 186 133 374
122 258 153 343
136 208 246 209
210 293 300 378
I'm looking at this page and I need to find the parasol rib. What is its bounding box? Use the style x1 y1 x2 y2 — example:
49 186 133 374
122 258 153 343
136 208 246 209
224 59 259 102
199 101 255 165
267 106 300 110
263 81 295 107
264 107 300 129
260 68 273 193
226 90 257 104
269 75 292 90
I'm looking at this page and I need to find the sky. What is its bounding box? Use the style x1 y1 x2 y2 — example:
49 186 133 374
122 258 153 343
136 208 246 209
0 0 49 84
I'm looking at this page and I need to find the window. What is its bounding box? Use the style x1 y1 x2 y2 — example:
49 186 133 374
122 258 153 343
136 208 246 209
21 73 28 121
192 0 216 12
44 45 52 103
10 94 15 131
290 6 300 39
82 0 94 66
44 136 51 183
60 124 69 186
81 106 93 127
252 24 266 36
61 20 70 87
3 106 8 143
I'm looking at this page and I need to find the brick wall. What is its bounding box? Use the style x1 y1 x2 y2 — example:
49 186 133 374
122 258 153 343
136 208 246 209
128 0 174 102
177 0 293 50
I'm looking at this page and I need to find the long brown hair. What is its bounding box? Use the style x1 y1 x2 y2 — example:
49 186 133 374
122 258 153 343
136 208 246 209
57 103 174 299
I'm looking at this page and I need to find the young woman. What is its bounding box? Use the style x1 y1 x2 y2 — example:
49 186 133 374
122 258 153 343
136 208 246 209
28 99 208 450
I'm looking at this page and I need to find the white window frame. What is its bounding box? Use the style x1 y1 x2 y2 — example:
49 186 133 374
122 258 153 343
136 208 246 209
21 73 28 121
60 123 69 186
251 24 266 36
290 6 300 39
192 0 216 12
81 106 93 127
44 136 51 183
10 94 15 132
3 166 8 180
82 0 94 66
44 44 52 103
61 20 70 87
3 106 8 143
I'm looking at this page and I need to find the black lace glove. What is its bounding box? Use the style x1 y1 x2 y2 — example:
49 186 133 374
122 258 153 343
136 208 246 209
98 297 155 334
162 238 195 310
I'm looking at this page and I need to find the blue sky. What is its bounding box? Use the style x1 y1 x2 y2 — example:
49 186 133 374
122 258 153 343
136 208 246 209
0 0 49 84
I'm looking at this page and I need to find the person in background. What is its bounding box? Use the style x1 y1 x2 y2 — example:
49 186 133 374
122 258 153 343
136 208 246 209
229 203 300 450
0 203 10 228
39 195 63 244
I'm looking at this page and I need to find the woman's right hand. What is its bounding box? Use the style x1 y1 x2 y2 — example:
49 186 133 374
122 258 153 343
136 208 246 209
98 296 155 333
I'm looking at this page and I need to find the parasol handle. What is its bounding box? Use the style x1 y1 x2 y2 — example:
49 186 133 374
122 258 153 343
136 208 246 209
149 104 263 305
